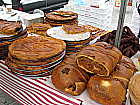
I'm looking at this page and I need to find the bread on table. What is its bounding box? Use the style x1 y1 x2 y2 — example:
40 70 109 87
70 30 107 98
62 24 87 34
9 36 66 61
45 11 78 26
6 36 66 76
87 76 126 105
129 74 140 105
76 42 122 76
0 20 22 35
112 56 136 88
27 23 52 35
51 55 89 96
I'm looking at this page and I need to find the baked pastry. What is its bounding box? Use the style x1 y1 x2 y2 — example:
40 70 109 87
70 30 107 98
7 50 65 66
0 20 22 35
46 11 78 21
83 25 100 32
76 42 122 76
47 26 91 55
9 36 66 61
27 23 52 35
6 36 66 76
129 74 140 105
62 24 87 34
0 28 28 60
51 55 89 96
45 19 78 26
112 56 136 88
6 51 64 70
45 11 78 26
97 26 140 57
6 51 65 76
87 76 126 105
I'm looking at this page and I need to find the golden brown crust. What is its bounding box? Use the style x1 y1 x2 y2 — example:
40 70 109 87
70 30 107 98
0 30 28 59
5 59 50 75
7 50 64 66
87 76 126 105
76 42 122 76
45 11 78 22
27 23 52 35
83 25 100 32
112 56 136 88
129 74 140 105
51 54 89 96
9 36 66 61
0 20 22 35
52 64 88 96
45 19 78 26
62 24 87 34
6 52 63 71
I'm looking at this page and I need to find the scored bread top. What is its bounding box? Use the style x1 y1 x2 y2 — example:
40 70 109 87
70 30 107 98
45 11 78 21
9 36 66 61
0 20 22 35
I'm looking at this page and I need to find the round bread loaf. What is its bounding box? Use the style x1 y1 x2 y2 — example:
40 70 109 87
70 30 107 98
45 11 78 22
45 19 78 26
9 36 66 61
51 55 89 96
87 76 126 105
129 73 140 105
27 23 52 35
62 24 87 34
0 20 22 35
7 50 65 66
45 11 78 26
112 56 136 88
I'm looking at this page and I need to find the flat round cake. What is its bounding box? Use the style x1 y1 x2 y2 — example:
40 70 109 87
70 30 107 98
0 20 22 35
9 36 66 61
45 11 78 22
27 23 52 35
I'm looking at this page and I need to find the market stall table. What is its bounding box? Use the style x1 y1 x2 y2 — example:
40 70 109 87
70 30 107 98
0 3 139 105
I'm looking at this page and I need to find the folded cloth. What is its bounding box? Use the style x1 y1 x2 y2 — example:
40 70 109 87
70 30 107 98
0 60 82 105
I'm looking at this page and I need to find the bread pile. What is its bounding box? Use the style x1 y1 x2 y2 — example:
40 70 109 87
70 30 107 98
47 25 91 55
0 20 22 35
52 42 136 105
0 20 27 59
88 76 126 105
129 73 140 105
97 26 140 57
52 54 90 96
27 23 52 36
76 42 122 76
45 11 78 26
5 36 66 77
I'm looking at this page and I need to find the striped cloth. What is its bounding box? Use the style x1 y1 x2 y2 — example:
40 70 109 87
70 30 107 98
0 60 82 105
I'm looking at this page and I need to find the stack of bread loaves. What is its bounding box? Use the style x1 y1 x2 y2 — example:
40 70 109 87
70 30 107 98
45 11 78 26
0 20 27 59
52 42 136 105
47 24 91 55
6 36 66 77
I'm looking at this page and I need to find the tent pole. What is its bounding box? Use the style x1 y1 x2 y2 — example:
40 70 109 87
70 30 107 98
114 0 128 48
